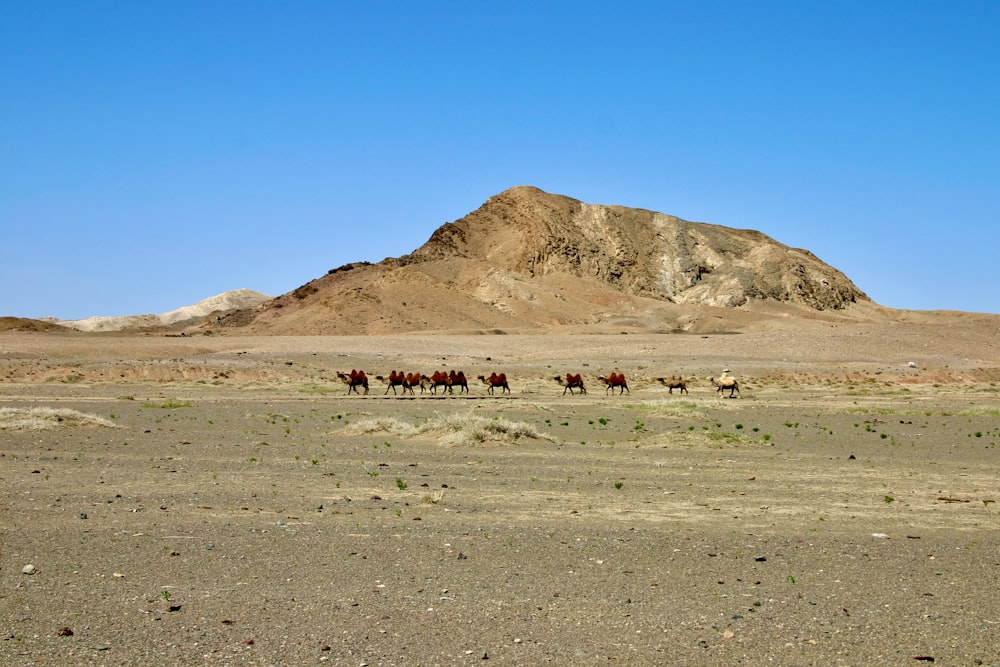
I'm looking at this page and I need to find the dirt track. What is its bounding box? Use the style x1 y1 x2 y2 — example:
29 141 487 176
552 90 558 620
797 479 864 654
2 326 999 665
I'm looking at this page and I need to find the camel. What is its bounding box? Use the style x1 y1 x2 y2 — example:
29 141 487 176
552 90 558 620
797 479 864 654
554 373 586 395
406 372 425 394
422 370 453 395
449 369 469 394
478 372 510 395
656 376 688 394
710 376 740 398
598 372 629 395
375 370 416 395
336 369 369 395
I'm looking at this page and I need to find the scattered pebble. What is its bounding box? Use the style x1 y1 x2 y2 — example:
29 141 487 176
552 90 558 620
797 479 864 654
22 564 36 575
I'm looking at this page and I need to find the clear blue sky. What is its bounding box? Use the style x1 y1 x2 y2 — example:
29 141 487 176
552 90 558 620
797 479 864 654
2 1 998 319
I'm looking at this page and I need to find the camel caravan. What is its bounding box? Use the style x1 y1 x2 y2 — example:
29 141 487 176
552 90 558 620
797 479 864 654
337 367 742 398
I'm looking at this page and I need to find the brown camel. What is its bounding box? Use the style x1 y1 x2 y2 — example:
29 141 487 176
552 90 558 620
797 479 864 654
478 372 510 395
421 370 452 395
598 372 629 395
375 371 416 395
554 373 587 395
656 376 688 394
336 369 369 395
449 369 469 394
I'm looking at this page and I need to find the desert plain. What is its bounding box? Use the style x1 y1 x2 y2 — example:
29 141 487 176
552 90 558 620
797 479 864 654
2 317 999 666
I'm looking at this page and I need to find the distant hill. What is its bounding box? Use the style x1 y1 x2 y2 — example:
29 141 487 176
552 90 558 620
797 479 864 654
210 186 888 336
0 317 71 333
57 289 272 332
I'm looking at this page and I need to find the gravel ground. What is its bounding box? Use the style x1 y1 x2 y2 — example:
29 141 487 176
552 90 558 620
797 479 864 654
2 329 999 666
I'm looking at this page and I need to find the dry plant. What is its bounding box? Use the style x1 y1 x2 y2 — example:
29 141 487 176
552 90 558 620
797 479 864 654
635 399 705 418
957 406 1000 417
426 412 555 446
422 489 446 505
344 411 554 446
346 416 420 437
0 407 120 431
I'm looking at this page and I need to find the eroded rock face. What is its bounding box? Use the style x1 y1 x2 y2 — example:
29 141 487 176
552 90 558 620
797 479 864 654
408 186 866 311
215 186 871 335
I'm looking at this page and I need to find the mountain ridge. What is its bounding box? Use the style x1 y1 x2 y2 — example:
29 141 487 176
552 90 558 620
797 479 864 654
211 186 883 336
55 289 271 332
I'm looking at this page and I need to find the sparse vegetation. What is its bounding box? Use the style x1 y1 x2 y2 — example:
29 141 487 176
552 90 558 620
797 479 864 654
0 407 120 431
344 412 555 446
142 398 192 409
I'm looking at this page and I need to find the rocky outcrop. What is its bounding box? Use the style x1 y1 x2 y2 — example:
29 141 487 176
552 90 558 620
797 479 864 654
213 186 872 335
402 186 866 311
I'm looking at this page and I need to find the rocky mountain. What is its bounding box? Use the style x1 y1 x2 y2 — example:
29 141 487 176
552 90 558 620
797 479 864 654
58 289 271 332
212 186 881 335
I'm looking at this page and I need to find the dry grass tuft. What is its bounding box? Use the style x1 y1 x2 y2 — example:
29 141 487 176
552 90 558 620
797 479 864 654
344 411 554 446
347 416 420 437
957 405 1000 417
423 412 555 446
635 399 705 418
0 407 120 431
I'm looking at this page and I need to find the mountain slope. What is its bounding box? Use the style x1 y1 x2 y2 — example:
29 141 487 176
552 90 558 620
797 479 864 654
59 289 272 332
213 187 877 335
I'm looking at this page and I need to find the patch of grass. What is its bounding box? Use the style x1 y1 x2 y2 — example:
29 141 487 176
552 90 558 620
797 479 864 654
0 407 120 431
957 406 1000 417
831 406 924 416
431 413 555 446
636 400 704 418
141 398 192 409
347 416 420 437
297 384 339 395
705 431 748 444
345 412 555 446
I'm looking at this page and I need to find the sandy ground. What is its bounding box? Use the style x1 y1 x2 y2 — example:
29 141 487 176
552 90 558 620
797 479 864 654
2 323 999 666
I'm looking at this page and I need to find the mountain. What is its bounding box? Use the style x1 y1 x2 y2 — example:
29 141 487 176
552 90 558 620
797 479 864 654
211 186 884 336
0 317 72 333
58 289 272 332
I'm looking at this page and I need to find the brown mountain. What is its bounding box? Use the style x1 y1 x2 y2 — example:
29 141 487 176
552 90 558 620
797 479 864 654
211 186 886 335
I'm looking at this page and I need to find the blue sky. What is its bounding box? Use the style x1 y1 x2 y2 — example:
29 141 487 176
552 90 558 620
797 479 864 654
2 1 998 319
